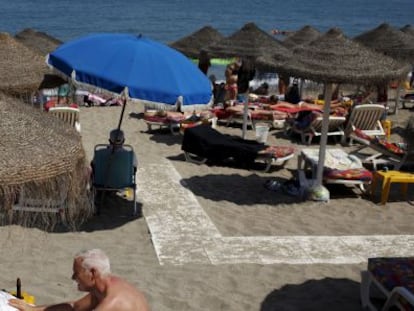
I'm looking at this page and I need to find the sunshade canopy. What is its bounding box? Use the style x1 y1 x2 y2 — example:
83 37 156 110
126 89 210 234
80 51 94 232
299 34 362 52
169 26 224 58
47 33 212 109
0 94 84 186
15 28 62 56
354 23 414 64
282 25 321 49
401 25 414 37
257 28 410 84
205 22 289 59
0 33 50 97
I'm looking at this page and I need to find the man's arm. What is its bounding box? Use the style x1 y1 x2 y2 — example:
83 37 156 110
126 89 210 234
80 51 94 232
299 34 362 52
9 294 96 311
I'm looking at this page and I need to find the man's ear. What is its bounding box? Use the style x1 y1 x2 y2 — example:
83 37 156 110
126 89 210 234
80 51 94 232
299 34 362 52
90 268 97 280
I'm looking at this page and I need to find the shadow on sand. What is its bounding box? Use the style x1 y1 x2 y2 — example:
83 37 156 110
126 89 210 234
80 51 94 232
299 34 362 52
77 192 143 232
180 172 301 205
260 278 364 311
2 192 143 233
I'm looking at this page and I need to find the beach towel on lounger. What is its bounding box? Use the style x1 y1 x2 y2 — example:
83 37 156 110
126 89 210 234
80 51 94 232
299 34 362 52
181 125 294 167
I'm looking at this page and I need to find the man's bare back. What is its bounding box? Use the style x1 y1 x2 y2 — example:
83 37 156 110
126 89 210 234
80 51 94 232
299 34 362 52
93 275 149 311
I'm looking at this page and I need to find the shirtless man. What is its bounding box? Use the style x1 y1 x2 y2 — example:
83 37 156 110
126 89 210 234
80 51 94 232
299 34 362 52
9 249 149 311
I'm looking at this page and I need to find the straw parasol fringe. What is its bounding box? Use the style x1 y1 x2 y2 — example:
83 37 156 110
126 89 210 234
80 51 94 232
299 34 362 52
0 94 93 230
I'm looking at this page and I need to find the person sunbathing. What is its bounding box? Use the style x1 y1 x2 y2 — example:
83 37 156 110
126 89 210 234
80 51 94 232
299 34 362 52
9 249 149 311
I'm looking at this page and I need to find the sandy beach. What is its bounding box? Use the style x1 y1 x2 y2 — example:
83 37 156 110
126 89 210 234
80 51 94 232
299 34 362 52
1 99 414 311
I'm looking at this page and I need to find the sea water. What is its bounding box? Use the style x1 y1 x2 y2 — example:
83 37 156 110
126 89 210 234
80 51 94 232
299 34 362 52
1 0 412 81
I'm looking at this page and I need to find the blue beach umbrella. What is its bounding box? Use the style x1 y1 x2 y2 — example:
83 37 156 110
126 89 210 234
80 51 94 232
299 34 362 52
47 33 213 128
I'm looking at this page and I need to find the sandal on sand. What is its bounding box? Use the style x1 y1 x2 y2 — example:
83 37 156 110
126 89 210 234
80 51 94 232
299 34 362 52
282 180 301 196
264 179 281 191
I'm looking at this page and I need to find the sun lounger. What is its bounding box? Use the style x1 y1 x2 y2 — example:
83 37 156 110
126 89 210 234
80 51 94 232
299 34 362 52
289 114 346 144
225 104 288 129
361 257 414 311
298 148 373 192
143 111 185 134
181 125 295 172
342 104 386 145
349 128 407 170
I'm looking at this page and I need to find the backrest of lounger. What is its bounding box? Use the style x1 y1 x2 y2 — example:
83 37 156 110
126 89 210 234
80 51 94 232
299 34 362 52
348 104 385 131
49 107 80 128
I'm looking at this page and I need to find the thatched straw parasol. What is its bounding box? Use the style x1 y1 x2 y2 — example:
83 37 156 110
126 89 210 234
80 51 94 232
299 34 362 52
401 24 414 37
282 25 321 49
15 28 62 57
259 28 410 84
354 23 414 63
0 32 51 98
205 22 289 59
169 25 224 58
0 94 93 230
205 22 291 138
257 28 410 190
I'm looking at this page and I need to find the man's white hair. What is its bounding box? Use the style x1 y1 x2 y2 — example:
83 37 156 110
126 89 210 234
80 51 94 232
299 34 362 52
75 249 111 276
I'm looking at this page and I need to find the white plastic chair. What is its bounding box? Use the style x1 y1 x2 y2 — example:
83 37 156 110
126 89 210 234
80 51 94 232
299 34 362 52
342 104 386 145
49 106 81 132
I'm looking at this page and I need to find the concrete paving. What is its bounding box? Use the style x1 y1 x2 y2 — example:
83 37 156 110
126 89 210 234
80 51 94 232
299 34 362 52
138 159 414 265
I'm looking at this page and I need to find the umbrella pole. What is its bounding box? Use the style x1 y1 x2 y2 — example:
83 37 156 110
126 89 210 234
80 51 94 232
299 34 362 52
242 93 248 139
116 97 127 131
315 83 333 186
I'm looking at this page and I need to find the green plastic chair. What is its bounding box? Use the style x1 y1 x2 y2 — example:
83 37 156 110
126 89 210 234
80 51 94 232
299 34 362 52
92 144 137 215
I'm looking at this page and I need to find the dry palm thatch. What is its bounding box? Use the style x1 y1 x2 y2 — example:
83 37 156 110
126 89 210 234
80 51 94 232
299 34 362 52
205 22 289 60
257 28 411 85
282 25 321 49
169 25 224 58
401 24 414 37
354 23 414 63
0 94 93 230
0 32 51 98
15 28 62 56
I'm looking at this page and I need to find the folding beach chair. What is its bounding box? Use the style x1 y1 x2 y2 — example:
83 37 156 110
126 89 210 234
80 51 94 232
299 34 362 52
350 116 414 170
291 115 346 145
91 144 137 215
361 257 414 311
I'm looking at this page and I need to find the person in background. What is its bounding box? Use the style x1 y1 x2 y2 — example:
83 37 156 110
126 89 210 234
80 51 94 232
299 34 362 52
44 83 78 112
197 49 211 75
270 29 293 36
9 249 149 311
252 82 269 95
224 58 242 104
278 74 290 95
284 80 301 104
237 58 256 99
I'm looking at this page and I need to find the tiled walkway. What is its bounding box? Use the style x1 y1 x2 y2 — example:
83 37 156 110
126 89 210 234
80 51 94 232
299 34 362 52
138 160 414 265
